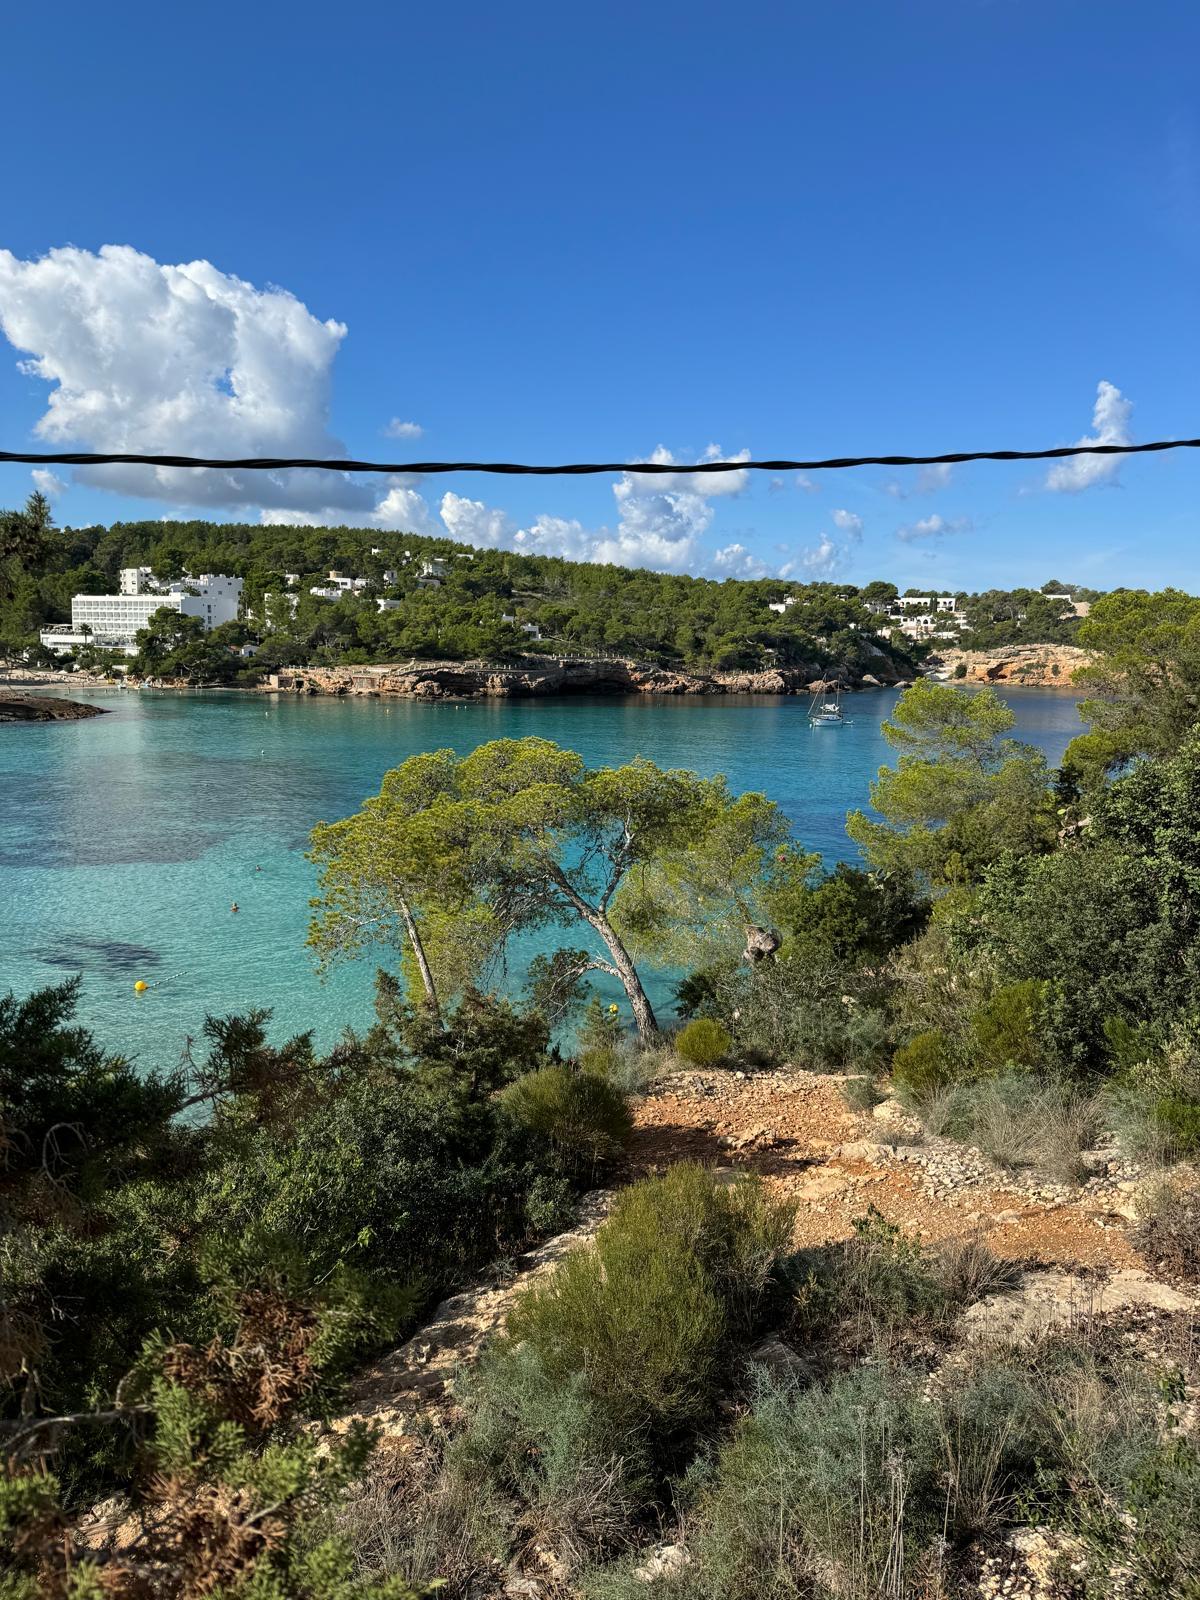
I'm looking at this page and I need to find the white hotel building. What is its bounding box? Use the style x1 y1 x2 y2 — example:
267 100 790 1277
39 568 243 656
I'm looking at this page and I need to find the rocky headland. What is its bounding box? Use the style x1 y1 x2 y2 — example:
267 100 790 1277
0 691 108 723
265 655 912 700
927 643 1093 686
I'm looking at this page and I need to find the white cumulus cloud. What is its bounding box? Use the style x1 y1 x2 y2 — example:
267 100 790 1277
372 482 439 535
436 444 754 573
781 508 863 579
710 543 769 578
895 513 974 543
31 469 66 498
0 244 373 517
439 491 515 548
0 246 767 573
885 462 953 498
1044 381 1133 492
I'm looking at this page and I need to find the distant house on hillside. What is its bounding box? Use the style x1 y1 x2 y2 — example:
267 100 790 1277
416 558 449 590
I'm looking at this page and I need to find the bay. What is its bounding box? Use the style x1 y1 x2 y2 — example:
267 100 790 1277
0 685 1084 1067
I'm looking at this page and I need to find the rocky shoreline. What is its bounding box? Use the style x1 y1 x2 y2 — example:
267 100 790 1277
265 655 912 700
0 691 109 723
927 643 1093 686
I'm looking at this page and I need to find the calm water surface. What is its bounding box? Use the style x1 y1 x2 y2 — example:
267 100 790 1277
0 686 1085 1066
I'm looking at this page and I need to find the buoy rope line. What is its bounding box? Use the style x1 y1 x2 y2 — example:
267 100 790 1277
3 438 1200 477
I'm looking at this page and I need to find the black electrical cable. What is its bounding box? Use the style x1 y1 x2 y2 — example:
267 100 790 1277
1 439 1197 476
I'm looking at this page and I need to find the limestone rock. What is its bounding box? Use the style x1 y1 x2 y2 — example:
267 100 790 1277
960 1267 1196 1344
633 1544 691 1582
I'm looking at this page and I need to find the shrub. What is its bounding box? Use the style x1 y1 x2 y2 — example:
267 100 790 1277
791 1209 949 1351
455 1343 647 1570
891 1030 954 1102
841 1074 883 1113
708 958 893 1074
524 1173 578 1236
660 1364 945 1600
499 1165 793 1450
587 1036 664 1098
930 1234 1021 1305
575 997 628 1080
968 980 1046 1072
915 1072 1101 1184
338 1434 510 1596
1150 1094 1200 1157
790 1210 1016 1355
674 1018 732 1067
500 1066 632 1175
674 964 731 1021
1132 1179 1200 1280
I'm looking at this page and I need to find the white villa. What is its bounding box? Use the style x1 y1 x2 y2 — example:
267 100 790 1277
40 568 243 656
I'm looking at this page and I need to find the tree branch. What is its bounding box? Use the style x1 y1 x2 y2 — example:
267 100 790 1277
3 1404 155 1462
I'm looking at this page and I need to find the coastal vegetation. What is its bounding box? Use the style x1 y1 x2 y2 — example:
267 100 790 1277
4 538 1200 1596
0 500 1109 685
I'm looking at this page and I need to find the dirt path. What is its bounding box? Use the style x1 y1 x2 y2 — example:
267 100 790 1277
628 1068 1143 1270
334 1066 1172 1447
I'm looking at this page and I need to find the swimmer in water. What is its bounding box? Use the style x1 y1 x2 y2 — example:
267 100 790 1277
231 901 239 913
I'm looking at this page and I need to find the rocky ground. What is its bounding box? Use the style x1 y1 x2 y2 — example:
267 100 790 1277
628 1068 1150 1269
335 1066 1194 1450
321 1065 1199 1598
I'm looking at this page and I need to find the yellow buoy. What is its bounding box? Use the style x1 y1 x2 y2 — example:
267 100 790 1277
134 980 148 993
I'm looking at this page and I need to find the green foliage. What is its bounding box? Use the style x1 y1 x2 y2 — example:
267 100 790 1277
927 1073 1102 1183
955 735 1200 1074
0 509 920 680
706 958 891 1074
673 1017 732 1066
788 1210 1015 1353
766 860 925 970
312 737 791 1039
454 1344 647 1569
572 995 628 1078
0 978 186 1200
589 1323 1189 1600
649 1362 946 1600
1 975 606 1549
968 979 1046 1071
891 1030 954 1101
500 1067 632 1176
846 681 1057 888
1070 587 1200 772
129 606 256 683
613 796 798 972
499 1165 792 1452
840 1074 883 1112
371 981 552 1098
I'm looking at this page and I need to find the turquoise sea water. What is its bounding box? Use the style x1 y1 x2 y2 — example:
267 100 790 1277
0 686 1085 1068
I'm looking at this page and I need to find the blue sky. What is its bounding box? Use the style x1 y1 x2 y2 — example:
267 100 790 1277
1 0 1197 589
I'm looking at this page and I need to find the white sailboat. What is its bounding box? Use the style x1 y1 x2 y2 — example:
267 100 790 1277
808 680 850 727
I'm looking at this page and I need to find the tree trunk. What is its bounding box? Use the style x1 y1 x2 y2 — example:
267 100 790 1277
396 892 441 1023
590 910 659 1041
